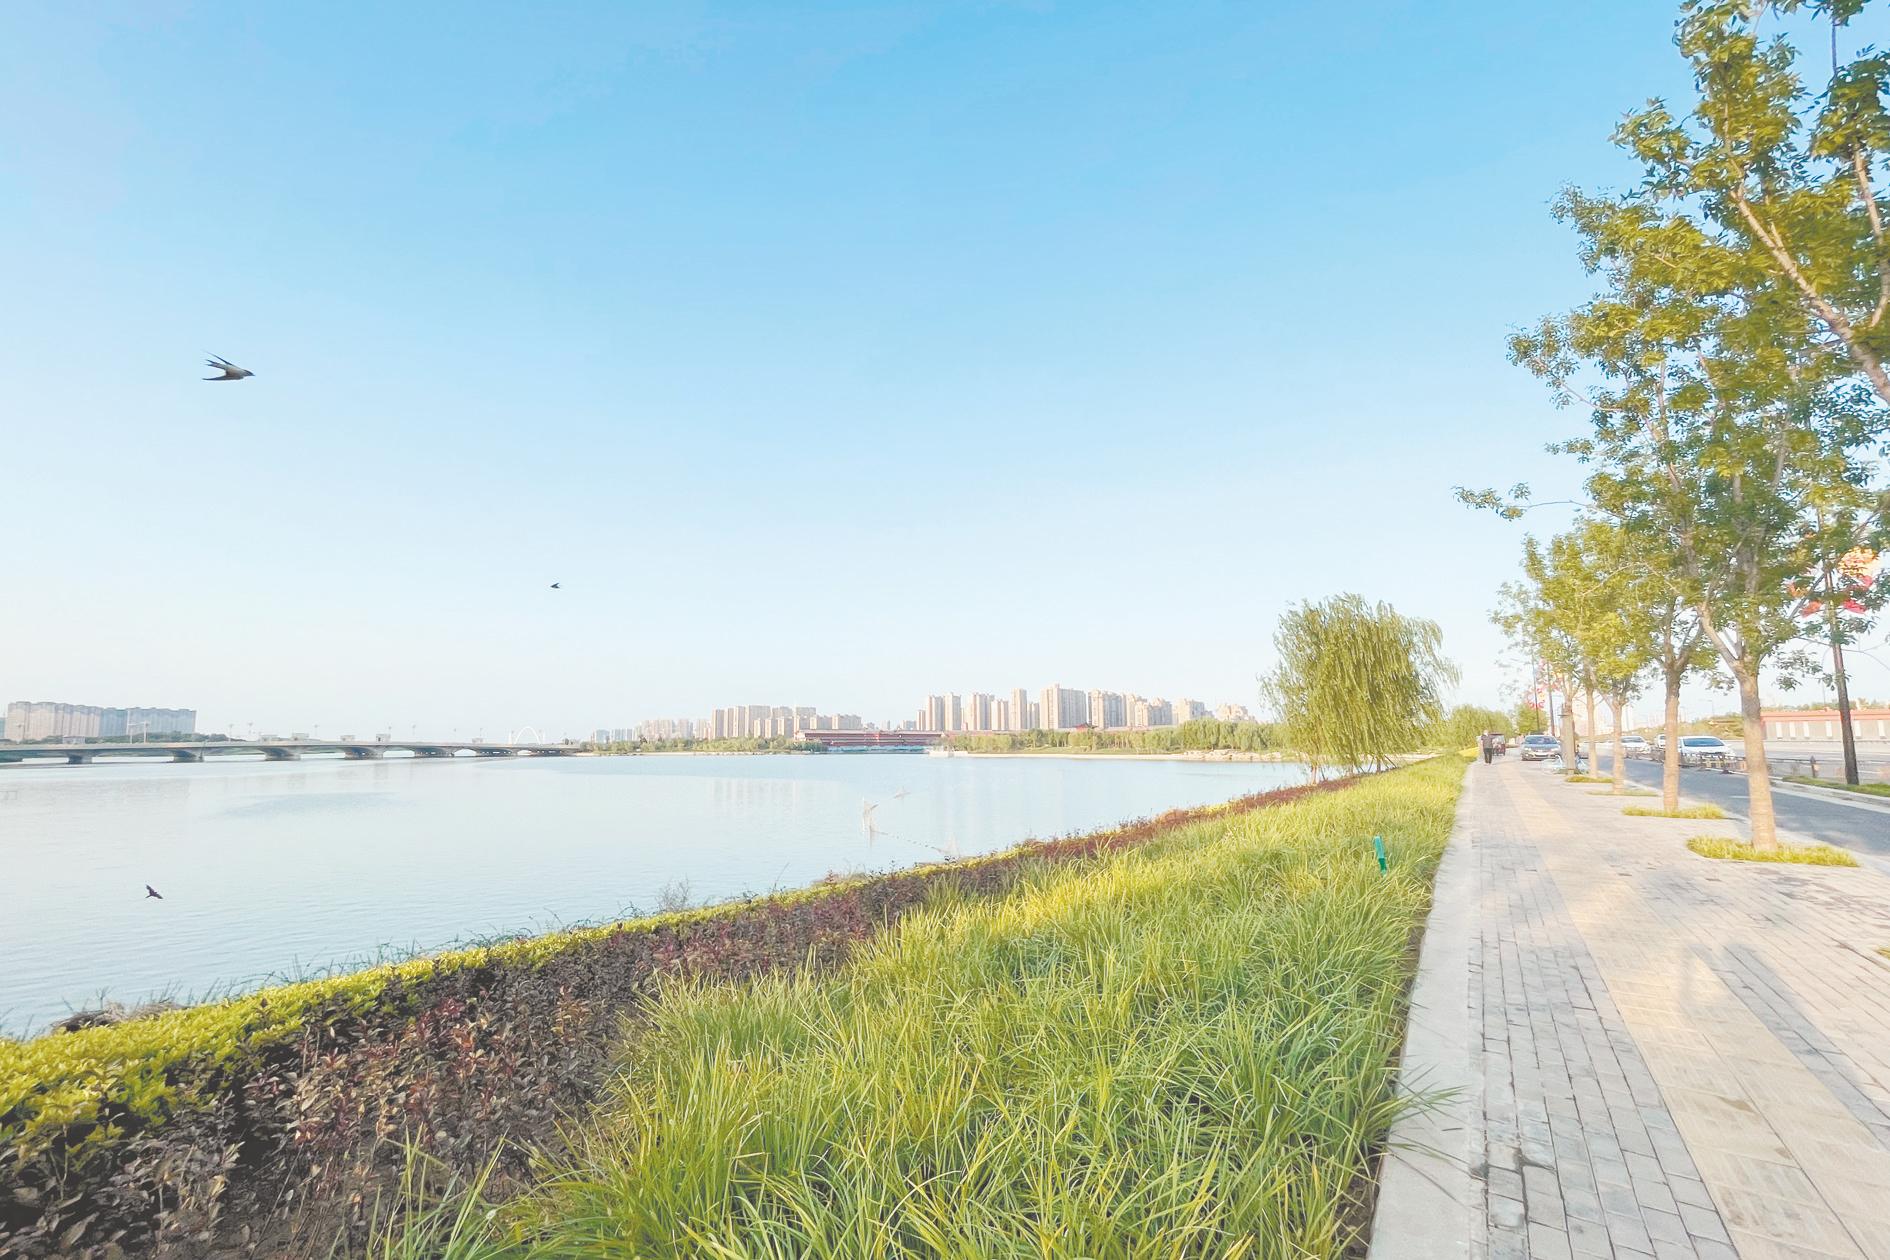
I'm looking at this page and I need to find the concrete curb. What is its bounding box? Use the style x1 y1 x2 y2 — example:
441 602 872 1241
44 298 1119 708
1367 768 1483 1260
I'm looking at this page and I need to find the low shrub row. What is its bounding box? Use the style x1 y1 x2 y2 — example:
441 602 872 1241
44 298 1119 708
0 777 1344 1258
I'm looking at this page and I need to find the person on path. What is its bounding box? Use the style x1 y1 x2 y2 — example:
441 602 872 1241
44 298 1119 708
1479 731 1495 765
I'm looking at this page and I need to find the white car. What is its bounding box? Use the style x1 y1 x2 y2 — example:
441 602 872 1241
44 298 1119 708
1678 735 1733 768
1617 734 1650 758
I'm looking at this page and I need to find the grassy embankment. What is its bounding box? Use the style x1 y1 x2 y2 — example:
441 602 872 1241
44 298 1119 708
0 777 1362 1255
391 755 1468 1259
1782 775 1890 799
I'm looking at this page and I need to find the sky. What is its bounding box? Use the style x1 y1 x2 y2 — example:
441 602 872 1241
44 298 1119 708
4 0 1885 739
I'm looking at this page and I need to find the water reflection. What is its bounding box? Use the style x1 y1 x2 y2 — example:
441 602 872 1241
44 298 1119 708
0 754 1305 1035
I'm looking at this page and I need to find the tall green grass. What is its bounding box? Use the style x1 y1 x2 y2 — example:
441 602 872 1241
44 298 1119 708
385 758 1465 1259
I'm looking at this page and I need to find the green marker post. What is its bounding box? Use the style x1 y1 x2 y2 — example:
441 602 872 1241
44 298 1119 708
1372 834 1388 872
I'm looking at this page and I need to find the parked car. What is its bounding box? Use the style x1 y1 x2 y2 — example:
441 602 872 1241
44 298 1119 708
1618 734 1650 758
1677 735 1733 768
1519 734 1561 762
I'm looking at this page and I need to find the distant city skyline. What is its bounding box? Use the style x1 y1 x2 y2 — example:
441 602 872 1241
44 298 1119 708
590 683 1259 745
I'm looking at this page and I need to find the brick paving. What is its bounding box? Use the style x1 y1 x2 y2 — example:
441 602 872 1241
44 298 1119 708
1377 758 1890 1260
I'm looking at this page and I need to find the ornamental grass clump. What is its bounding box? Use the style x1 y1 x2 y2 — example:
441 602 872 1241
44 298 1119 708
413 757 1465 1259
1623 804 1725 820
1685 836 1858 867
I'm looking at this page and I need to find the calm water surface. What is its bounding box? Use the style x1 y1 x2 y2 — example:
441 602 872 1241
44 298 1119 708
0 753 1305 1035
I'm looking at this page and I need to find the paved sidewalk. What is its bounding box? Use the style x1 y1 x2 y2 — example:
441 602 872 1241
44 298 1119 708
1372 759 1890 1260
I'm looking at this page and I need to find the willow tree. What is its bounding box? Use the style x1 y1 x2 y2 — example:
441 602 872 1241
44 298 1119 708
1262 595 1457 776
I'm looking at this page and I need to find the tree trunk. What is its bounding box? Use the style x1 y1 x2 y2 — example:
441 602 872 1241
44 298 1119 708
1610 698 1626 795
1735 669 1779 851
1560 698 1578 771
1584 688 1598 772
1662 675 1682 813
1829 606 1861 786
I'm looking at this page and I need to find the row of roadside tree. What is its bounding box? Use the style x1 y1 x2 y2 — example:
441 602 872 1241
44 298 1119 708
1464 0 1890 848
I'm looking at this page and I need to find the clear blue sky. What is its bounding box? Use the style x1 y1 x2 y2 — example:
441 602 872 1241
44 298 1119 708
4 2 1877 737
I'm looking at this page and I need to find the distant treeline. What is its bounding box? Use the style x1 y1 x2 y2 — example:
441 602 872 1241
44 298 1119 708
1428 705 1514 749
593 737 824 754
946 719 1284 754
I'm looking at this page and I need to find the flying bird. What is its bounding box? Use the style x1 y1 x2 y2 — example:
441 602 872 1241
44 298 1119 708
892 787 909 800
203 355 254 381
144 885 163 900
549 582 561 589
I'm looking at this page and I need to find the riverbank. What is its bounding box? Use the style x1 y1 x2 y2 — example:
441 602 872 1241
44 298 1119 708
387 755 1469 1258
0 774 1352 1257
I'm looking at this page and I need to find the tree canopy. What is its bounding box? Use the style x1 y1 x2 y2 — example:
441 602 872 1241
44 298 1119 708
1261 595 1458 775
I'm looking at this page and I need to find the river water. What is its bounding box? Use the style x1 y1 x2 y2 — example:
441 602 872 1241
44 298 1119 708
0 753 1305 1036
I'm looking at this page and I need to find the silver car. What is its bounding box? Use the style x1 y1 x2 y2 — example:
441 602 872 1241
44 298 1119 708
1519 734 1560 762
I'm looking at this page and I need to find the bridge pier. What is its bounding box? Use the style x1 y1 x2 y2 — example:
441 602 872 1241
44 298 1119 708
261 747 300 761
172 749 202 763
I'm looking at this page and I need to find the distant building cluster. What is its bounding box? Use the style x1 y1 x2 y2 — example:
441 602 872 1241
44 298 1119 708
917 686 1222 733
589 717 720 743
585 693 1257 746
708 706 865 739
3 700 197 742
590 707 873 743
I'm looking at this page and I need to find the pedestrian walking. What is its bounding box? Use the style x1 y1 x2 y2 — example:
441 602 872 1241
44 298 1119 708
1479 731 1495 765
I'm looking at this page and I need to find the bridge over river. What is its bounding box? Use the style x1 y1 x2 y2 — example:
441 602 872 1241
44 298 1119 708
0 740 581 765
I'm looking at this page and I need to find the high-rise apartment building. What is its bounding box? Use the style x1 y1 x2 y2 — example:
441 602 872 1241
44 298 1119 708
944 693 964 733
923 695 947 731
966 692 994 732
1039 685 1087 730
1087 690 1127 730
1009 688 1032 730
3 701 196 742
993 699 1012 731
